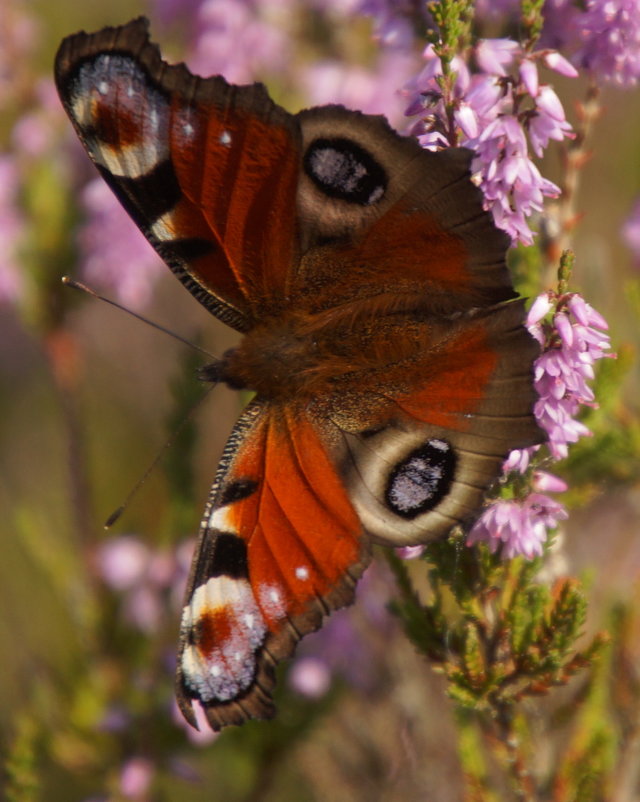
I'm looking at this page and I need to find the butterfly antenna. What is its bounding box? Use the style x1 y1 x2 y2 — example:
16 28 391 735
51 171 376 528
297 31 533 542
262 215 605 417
62 276 216 360
104 383 215 529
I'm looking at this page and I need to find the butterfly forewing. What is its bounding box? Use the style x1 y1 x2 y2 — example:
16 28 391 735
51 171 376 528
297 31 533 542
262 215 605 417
55 17 541 731
54 17 301 331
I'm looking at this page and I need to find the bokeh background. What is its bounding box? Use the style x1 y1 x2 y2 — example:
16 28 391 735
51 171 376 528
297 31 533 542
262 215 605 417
2 1 640 800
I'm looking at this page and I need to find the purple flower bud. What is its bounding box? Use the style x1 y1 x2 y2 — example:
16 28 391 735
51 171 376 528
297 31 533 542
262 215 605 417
519 58 539 96
527 294 553 326
532 471 568 493
476 38 520 75
543 50 579 78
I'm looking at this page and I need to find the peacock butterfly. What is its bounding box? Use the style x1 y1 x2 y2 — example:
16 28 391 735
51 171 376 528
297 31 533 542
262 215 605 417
54 17 540 731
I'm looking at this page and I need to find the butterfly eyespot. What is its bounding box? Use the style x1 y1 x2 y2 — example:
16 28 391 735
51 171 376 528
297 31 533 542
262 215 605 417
303 137 387 205
385 439 457 520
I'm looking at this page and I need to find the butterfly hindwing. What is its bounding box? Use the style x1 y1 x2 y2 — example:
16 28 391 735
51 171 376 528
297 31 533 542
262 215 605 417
176 401 368 730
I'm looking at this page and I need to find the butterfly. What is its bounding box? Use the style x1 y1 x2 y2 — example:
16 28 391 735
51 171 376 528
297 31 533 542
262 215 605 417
54 17 540 731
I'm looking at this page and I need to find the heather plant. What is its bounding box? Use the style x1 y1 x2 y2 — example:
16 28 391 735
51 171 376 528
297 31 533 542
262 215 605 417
2 1 640 801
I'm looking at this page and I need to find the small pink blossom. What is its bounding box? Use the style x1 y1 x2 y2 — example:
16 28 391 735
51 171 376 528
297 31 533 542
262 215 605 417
476 38 519 75
542 51 579 78
531 471 568 493
503 446 539 474
467 493 568 559
289 657 332 699
119 757 154 799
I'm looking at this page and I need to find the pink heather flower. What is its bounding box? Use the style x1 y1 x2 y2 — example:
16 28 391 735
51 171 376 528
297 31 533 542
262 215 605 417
403 40 574 245
503 446 539 474
622 197 640 265
359 0 420 49
531 470 568 493
576 0 640 87
542 0 640 88
119 757 154 799
476 38 519 75
467 493 568 559
0 154 26 304
187 0 290 83
301 50 416 121
289 656 332 699
0 2 39 111
77 178 163 310
528 292 612 460
96 536 187 634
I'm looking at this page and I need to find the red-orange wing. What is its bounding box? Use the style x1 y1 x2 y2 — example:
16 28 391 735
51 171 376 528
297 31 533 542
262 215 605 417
176 401 368 731
54 17 300 331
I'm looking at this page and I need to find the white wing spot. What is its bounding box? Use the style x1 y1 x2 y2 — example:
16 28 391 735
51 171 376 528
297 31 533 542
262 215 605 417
183 122 194 137
295 566 309 581
98 81 110 95
219 130 232 146
210 664 221 677
244 613 255 629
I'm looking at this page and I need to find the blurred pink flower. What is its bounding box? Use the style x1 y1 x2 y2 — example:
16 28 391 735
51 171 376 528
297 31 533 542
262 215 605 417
119 757 154 799
289 656 332 699
77 178 163 310
0 1 39 111
542 0 640 87
300 49 416 121
96 535 190 634
575 0 640 87
187 0 291 82
622 196 640 264
0 155 25 304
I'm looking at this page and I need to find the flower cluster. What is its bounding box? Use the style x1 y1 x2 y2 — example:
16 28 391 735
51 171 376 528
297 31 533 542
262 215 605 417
467 479 569 559
543 0 640 88
77 179 164 310
96 534 192 633
528 291 612 460
468 292 612 558
403 39 576 244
